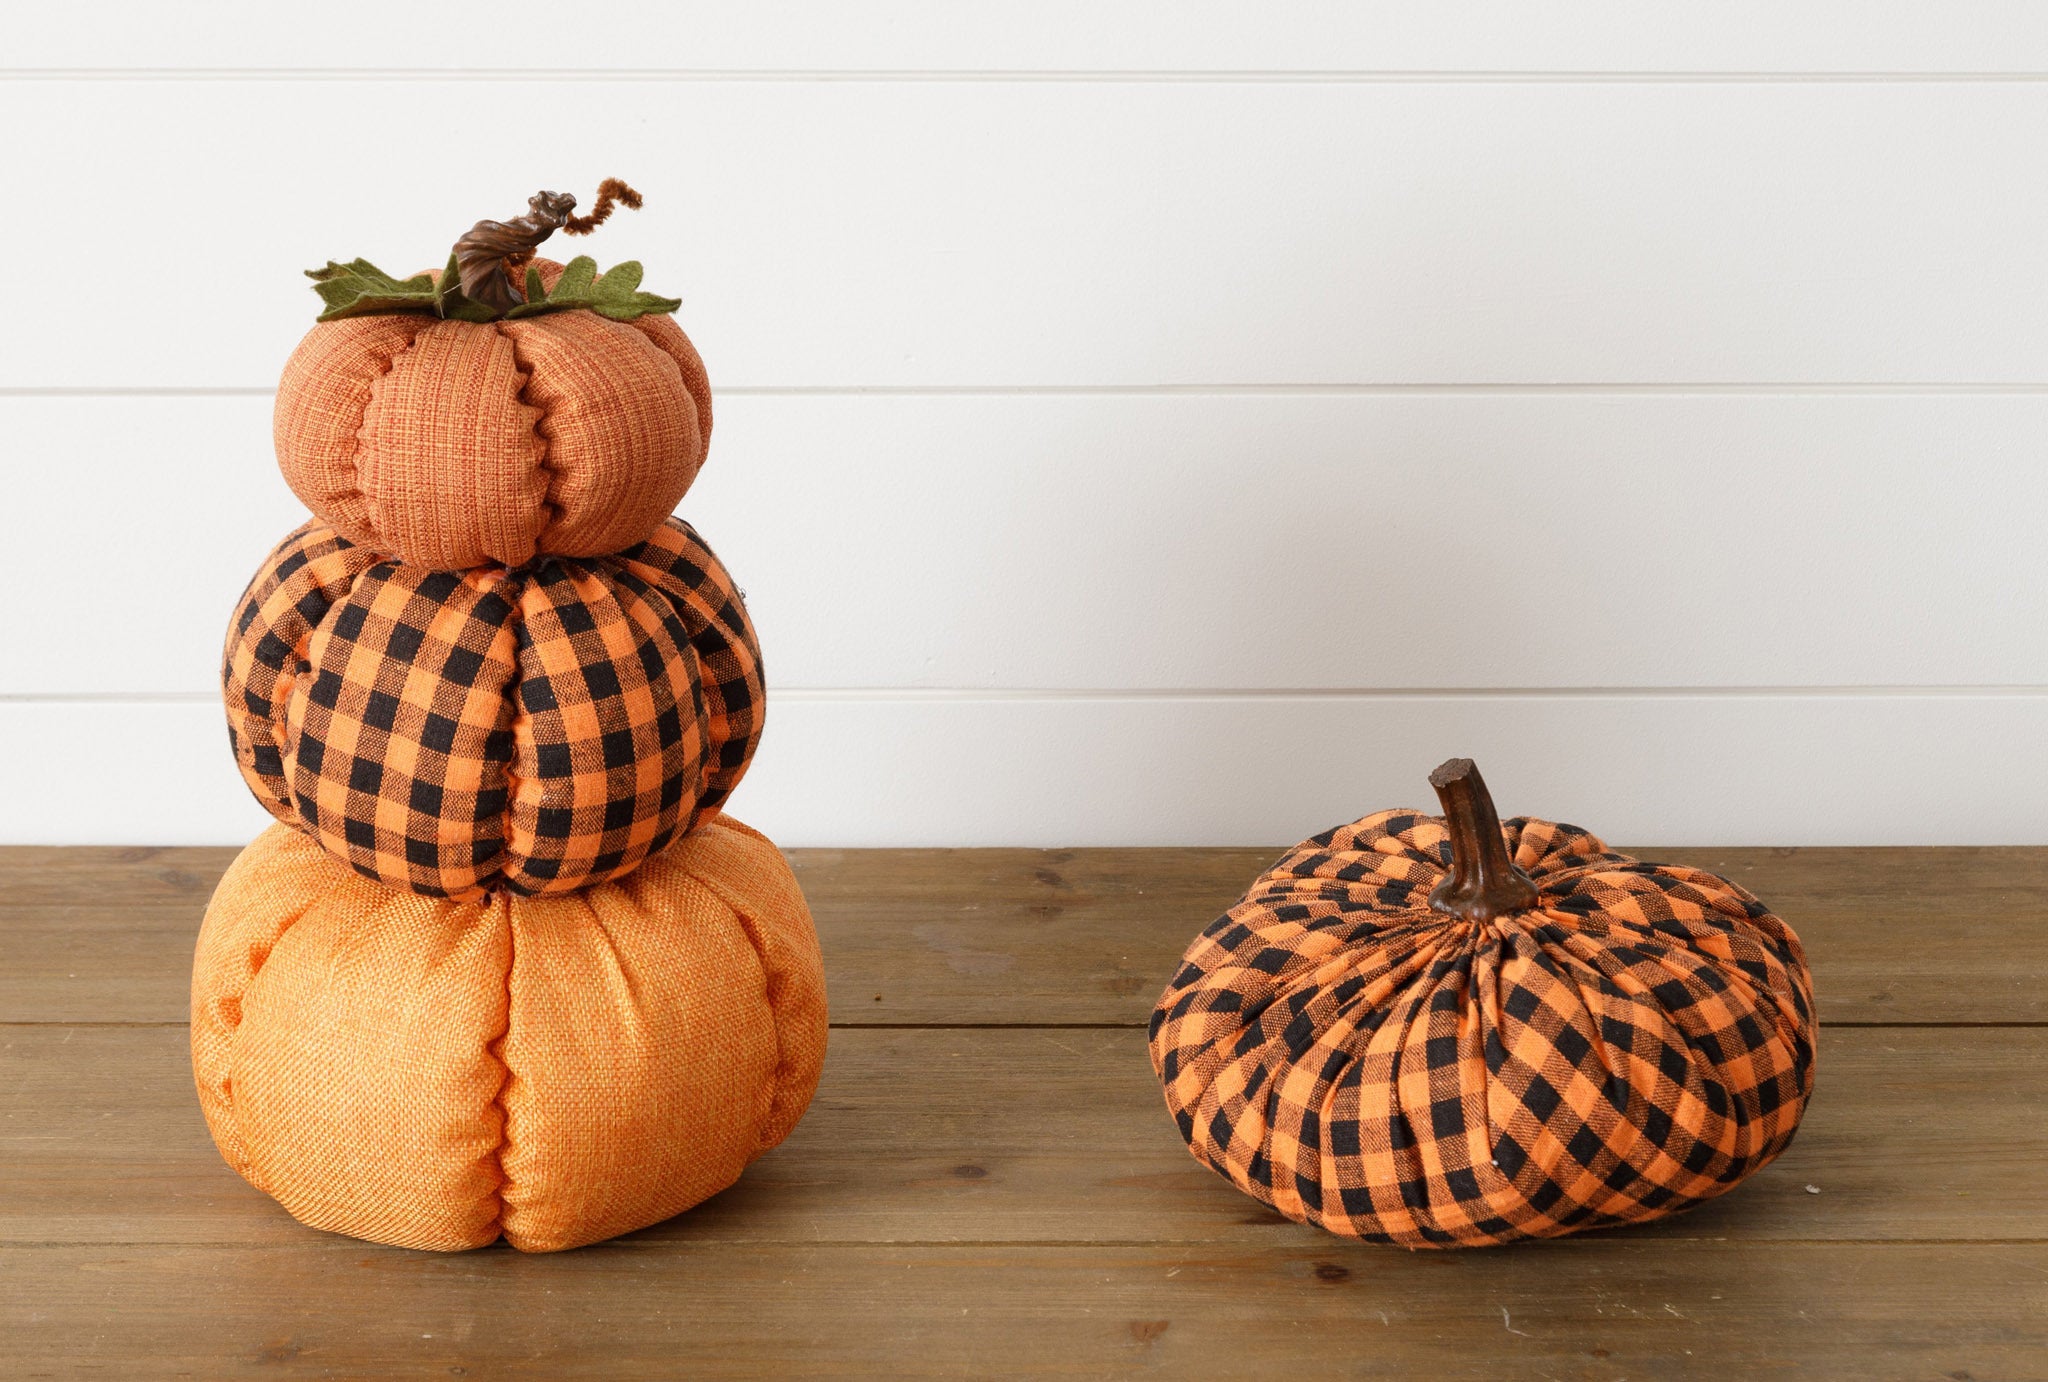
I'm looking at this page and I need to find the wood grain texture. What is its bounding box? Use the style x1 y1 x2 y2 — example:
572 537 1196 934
8 82 2047 390
4 1241 2040 1380
12 393 2048 697
4 845 2042 1024
3 1023 2040 1248
1 845 2040 1377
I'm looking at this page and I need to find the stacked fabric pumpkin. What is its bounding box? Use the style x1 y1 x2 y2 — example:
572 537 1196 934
193 184 828 1253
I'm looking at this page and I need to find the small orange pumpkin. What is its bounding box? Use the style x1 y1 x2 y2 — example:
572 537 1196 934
193 815 828 1253
277 187 712 570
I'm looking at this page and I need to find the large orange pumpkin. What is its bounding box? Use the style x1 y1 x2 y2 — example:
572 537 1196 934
223 515 762 900
276 258 712 570
192 815 828 1253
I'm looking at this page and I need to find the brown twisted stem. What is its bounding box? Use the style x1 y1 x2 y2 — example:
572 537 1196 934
563 178 643 235
1426 757 1540 922
451 180 647 317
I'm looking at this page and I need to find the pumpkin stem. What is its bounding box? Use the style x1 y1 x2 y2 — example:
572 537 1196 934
1426 757 1540 922
452 180 647 319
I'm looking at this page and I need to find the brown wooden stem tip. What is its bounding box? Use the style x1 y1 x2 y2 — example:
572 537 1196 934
1426 757 1540 922
451 179 646 317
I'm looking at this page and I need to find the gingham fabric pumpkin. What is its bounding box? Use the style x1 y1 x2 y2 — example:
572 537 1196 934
193 814 827 1253
1149 759 1817 1248
223 516 762 900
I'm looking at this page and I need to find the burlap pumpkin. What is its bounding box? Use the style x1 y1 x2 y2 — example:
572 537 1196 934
223 515 762 900
192 815 827 1253
1149 759 1816 1248
276 258 712 570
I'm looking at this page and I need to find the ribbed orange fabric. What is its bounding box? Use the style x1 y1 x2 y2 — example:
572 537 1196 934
357 320 552 569
191 815 827 1253
274 260 714 570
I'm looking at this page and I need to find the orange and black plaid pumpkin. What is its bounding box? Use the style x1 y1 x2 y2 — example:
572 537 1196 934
1149 758 1816 1248
223 516 762 900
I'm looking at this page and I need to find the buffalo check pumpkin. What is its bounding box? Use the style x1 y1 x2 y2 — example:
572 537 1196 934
223 516 762 900
1149 759 1816 1248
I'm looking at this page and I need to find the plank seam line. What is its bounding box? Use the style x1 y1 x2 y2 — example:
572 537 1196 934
4 1238 2044 1252
8 1019 2046 1031
7 687 2048 706
10 69 2048 85
12 383 2048 399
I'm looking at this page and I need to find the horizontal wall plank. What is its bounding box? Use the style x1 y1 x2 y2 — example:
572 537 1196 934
1 1025 2037 1247
5 842 2039 1026
7 82 2046 389
4 1238 2040 1378
7 392 2045 695
0 692 2039 848
12 4 2048 73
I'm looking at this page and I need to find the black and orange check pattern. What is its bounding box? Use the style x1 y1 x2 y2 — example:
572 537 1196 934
1149 810 1816 1248
224 517 763 900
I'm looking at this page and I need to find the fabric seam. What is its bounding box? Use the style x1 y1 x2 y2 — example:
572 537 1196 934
220 887 323 1191
686 859 798 1149
494 322 562 546
484 892 516 1243
347 327 426 546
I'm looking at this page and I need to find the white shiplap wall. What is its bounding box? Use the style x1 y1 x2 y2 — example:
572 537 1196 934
3 5 2045 846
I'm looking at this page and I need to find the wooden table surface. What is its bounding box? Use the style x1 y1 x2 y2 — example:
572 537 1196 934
4 844 2044 1378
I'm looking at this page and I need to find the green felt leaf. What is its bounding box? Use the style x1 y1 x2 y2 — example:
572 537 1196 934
594 259 643 297
507 255 679 320
308 252 676 323
553 255 598 300
305 259 439 321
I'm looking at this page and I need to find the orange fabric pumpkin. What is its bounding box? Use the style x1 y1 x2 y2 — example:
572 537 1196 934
223 515 762 900
276 260 713 570
1150 759 1816 1248
192 815 827 1253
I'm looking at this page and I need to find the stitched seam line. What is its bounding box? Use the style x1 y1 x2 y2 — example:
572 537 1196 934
484 893 516 1242
220 888 323 1191
348 328 426 545
494 594 533 895
494 322 562 544
688 862 799 1149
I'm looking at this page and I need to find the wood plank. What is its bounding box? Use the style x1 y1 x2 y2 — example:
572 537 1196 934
14 392 2048 696
4 846 2042 1025
3 1239 2040 1379
16 3 2048 74
8 82 2046 389
797 843 2048 1025
3 1024 2039 1247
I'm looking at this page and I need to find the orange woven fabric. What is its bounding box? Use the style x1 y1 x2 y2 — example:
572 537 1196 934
191 815 828 1253
223 516 762 899
275 260 714 570
1150 811 1816 1248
